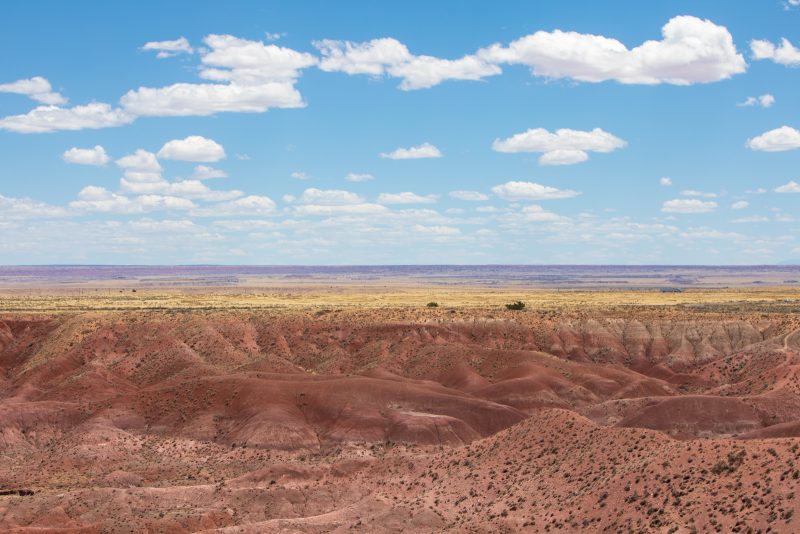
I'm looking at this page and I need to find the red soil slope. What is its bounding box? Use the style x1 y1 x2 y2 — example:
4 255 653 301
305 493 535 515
0 310 799 532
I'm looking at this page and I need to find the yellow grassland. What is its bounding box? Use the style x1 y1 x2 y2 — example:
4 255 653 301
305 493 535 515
1 285 799 313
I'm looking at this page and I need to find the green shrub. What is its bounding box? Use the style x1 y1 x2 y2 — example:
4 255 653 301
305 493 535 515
505 301 525 310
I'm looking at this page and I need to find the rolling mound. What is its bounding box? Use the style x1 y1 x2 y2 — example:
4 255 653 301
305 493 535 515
0 309 799 532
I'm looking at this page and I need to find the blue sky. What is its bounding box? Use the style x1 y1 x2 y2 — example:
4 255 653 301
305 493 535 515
1 0 799 264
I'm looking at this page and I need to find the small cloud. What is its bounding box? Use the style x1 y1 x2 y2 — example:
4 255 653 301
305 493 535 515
0 102 132 133
662 199 718 213
0 76 67 105
158 135 225 162
192 195 276 217
738 94 775 108
192 165 227 180
659 177 673 186
449 190 489 201
380 142 442 159
377 192 438 204
747 126 800 152
62 145 110 166
732 215 769 223
680 229 744 241
731 200 749 209
265 32 287 41
520 204 566 222
294 203 386 215
412 224 460 235
142 37 194 58
492 127 626 166
491 181 579 201
291 171 311 180
116 149 161 172
538 149 589 166
345 172 374 182
235 153 250 160
300 188 363 205
680 189 717 198
751 37 800 66
776 180 800 193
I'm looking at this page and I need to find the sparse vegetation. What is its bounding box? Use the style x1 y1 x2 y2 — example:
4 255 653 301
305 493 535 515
426 302 439 307
711 450 747 475
505 300 526 310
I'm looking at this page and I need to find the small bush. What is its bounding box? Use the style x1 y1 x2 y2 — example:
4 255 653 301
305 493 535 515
711 450 746 475
426 302 439 307
505 300 526 310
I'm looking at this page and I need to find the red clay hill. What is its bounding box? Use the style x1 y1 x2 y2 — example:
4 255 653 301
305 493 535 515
1 309 799 532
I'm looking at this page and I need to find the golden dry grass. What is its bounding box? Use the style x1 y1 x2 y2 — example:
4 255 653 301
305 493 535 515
2 285 800 313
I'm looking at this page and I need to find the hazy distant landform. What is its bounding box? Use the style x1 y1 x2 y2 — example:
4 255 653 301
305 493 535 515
1 264 799 290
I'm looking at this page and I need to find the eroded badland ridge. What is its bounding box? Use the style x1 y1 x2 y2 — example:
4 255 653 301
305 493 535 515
1 273 800 532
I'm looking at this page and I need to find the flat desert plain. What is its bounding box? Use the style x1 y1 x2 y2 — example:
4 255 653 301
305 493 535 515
1 267 800 532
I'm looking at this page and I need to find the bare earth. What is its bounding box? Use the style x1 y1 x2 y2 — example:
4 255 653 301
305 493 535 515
1 267 800 532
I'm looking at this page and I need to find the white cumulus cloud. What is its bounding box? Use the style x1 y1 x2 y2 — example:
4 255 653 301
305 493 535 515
121 81 304 117
732 215 768 223
192 165 228 180
738 94 775 108
165 180 242 202
0 76 66 105
380 142 442 159
115 150 165 193
293 203 387 215
116 149 162 172
520 204 566 222
449 190 489 201
62 145 111 166
680 190 717 198
478 15 746 85
661 199 718 213
192 195 276 216
69 186 195 214
0 103 132 133
315 37 500 90
345 172 375 182
491 181 579 201
731 200 749 209
751 38 800 66
411 224 460 235
377 192 438 204
142 37 194 58
300 188 364 205
747 126 800 152
659 177 673 186
776 180 800 193
121 34 316 118
157 135 226 162
492 127 625 165
0 194 69 218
